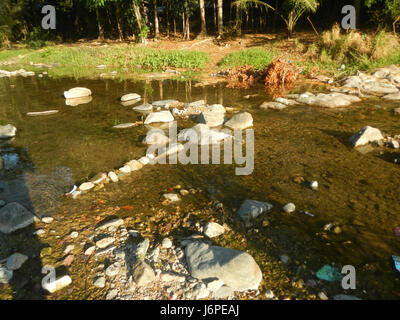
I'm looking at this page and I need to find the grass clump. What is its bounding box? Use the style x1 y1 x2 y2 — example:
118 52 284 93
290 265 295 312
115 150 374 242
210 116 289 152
219 48 276 70
301 24 400 75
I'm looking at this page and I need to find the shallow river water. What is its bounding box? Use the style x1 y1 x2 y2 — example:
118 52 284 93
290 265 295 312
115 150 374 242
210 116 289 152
1 74 400 298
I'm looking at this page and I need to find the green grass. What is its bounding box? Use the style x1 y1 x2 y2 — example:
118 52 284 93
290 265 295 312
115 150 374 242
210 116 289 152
0 48 34 61
11 46 210 71
218 48 276 70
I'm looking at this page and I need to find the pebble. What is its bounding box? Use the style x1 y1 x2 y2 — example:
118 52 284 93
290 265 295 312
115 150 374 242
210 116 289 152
318 291 329 300
108 171 119 183
42 275 72 293
265 289 275 299
41 216 54 224
0 267 13 284
63 244 75 254
161 238 173 249
33 229 45 236
283 203 296 213
96 237 115 249
105 262 121 277
310 181 318 190
93 276 106 288
280 255 290 264
162 194 180 202
84 246 96 255
106 289 118 300
70 231 79 238
79 182 95 191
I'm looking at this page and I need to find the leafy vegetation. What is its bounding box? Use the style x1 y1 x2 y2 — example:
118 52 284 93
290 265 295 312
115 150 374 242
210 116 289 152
219 48 276 70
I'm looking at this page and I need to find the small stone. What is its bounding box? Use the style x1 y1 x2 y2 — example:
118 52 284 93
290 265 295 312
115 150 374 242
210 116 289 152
310 181 318 190
0 267 13 284
96 218 124 230
63 255 75 267
203 222 225 238
96 237 115 249
105 262 121 277
180 189 189 196
108 171 119 183
84 246 96 255
132 260 155 286
119 165 131 174
125 160 143 171
162 194 180 202
283 203 296 213
318 291 329 300
6 253 28 270
349 126 384 147
265 289 275 299
79 182 95 191
388 140 400 149
135 239 150 258
106 289 118 300
121 93 141 102
161 238 173 249
64 245 75 254
90 172 107 184
42 275 72 293
0 200 5 207
41 216 54 224
33 229 45 236
70 231 79 238
280 255 290 264
93 276 106 288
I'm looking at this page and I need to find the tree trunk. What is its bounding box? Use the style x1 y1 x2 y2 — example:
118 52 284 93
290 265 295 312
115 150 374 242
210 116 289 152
96 7 104 40
217 0 223 36
213 0 217 28
174 18 177 36
133 4 142 31
116 2 123 40
354 0 361 28
166 0 170 37
199 0 207 37
153 0 159 38
186 16 190 40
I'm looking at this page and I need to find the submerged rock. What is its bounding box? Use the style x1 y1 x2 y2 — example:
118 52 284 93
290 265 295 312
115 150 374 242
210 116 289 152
349 126 384 147
178 124 231 145
152 100 180 108
296 92 361 108
260 101 287 110
185 241 262 291
63 87 92 99
133 104 153 112
0 202 34 234
65 96 92 106
6 253 28 270
142 129 169 145
112 123 136 129
237 200 273 221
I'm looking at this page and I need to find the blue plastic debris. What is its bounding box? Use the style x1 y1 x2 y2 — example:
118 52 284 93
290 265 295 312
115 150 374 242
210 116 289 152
316 265 344 282
393 255 400 272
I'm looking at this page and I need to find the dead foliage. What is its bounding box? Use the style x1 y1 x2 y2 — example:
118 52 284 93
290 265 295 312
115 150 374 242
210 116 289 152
226 58 300 97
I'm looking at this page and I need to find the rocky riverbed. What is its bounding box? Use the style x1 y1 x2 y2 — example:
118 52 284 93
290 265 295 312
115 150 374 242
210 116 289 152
1 64 400 300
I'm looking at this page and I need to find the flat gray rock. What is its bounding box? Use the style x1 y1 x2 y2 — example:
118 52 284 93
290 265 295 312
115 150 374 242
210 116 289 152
260 102 287 110
197 111 225 127
185 242 262 291
0 202 34 234
152 100 180 108
133 103 153 112
237 199 273 220
224 112 253 130
144 111 174 124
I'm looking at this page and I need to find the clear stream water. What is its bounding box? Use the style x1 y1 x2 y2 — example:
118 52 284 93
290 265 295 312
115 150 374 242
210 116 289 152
1 74 400 298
